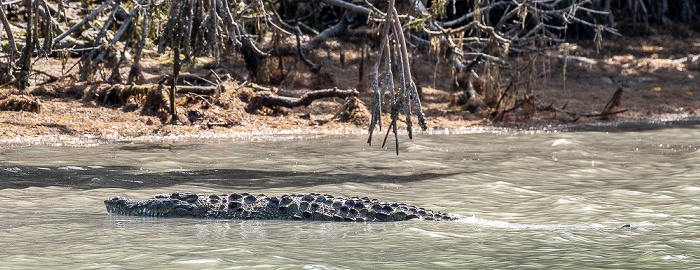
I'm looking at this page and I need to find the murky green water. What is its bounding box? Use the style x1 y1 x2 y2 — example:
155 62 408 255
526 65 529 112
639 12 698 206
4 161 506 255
1 121 699 269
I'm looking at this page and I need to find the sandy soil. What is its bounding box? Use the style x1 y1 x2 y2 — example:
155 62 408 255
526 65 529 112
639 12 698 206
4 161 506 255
1 32 699 146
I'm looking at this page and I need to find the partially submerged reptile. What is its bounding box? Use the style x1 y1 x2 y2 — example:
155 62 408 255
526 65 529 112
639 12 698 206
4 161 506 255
105 192 460 222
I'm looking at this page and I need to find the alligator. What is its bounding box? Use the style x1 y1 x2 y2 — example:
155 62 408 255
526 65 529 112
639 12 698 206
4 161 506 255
105 192 460 222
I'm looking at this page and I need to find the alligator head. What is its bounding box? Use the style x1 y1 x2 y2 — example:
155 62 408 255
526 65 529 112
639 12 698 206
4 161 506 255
104 192 210 217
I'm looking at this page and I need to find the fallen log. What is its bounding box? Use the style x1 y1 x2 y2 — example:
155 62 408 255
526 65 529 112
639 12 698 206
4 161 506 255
256 88 359 109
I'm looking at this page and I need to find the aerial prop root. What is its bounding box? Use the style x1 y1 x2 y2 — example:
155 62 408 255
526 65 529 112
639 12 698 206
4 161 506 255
367 0 426 155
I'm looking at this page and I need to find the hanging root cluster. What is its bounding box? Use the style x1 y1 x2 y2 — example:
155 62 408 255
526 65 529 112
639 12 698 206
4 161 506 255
367 0 426 155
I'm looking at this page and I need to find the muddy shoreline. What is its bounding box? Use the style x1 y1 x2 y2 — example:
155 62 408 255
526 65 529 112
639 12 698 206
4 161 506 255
2 32 699 146
1 104 698 147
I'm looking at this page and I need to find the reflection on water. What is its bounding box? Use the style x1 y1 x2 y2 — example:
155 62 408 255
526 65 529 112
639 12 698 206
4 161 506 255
1 121 699 269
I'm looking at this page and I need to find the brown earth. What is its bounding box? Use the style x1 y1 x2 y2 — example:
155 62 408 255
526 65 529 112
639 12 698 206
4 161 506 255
1 31 699 145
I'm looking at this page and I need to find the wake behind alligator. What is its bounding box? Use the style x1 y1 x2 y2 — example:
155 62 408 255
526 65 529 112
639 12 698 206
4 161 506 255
105 192 460 222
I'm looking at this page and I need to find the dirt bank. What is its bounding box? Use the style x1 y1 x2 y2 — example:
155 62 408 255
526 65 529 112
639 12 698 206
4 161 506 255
1 32 699 146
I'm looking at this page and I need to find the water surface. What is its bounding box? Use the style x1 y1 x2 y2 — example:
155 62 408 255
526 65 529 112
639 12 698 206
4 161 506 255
1 121 699 269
